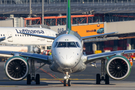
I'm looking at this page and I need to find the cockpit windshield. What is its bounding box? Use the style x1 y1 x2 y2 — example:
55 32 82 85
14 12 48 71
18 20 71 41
57 42 66 47
67 42 76 47
55 42 80 48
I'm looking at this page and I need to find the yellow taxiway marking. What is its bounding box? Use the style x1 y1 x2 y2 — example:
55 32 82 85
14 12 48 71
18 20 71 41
23 78 95 81
3 77 95 81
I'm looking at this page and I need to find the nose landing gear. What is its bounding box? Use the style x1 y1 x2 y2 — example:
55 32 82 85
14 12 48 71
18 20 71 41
63 72 71 86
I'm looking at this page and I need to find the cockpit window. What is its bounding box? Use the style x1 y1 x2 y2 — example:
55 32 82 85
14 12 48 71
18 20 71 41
54 42 58 48
56 42 79 48
57 42 66 47
67 42 76 47
76 42 80 47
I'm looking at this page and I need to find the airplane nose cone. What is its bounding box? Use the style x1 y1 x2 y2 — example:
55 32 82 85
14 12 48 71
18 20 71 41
54 48 81 69
57 55 75 69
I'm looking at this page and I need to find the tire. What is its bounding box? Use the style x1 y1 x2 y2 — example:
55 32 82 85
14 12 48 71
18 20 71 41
68 79 71 86
63 79 66 86
96 74 100 84
36 74 40 85
27 74 31 85
105 74 109 84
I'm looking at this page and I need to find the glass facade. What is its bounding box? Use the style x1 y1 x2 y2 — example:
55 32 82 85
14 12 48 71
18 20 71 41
0 0 135 4
0 0 135 26
25 13 135 26
84 40 128 54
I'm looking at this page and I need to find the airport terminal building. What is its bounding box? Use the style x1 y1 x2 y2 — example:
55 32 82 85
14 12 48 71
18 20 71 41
0 0 135 55
0 0 135 26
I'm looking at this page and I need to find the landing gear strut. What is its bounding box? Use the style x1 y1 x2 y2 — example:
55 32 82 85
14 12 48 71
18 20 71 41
27 59 40 85
27 73 40 85
96 73 109 84
96 59 109 84
63 72 71 86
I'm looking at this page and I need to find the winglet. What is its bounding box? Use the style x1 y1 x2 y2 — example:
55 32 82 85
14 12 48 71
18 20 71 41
66 0 71 34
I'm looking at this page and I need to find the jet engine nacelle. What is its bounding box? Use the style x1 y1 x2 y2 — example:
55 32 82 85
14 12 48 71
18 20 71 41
5 56 29 81
106 55 131 80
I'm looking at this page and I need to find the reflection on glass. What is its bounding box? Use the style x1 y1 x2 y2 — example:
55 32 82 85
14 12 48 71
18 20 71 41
56 42 80 48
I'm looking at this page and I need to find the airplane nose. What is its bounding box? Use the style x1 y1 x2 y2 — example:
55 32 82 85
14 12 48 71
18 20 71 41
56 55 76 69
53 48 81 69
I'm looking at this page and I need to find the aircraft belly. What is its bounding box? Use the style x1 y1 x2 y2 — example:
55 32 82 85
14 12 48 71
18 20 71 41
71 60 86 73
49 61 64 73
50 60 86 73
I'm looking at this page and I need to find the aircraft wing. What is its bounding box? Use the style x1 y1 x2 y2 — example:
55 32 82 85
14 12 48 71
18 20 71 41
21 33 56 40
81 32 117 40
85 49 135 64
0 50 51 64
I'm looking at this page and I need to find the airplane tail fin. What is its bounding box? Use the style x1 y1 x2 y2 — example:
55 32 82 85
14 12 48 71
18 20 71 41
66 0 71 34
56 0 81 40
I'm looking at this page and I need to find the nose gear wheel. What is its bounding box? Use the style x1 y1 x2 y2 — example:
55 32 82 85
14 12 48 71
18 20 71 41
63 72 71 86
63 79 71 86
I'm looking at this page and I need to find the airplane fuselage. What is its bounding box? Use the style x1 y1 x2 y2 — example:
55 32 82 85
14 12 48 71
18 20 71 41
50 34 86 73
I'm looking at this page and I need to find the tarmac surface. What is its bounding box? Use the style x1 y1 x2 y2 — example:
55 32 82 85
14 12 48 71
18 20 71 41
0 61 135 90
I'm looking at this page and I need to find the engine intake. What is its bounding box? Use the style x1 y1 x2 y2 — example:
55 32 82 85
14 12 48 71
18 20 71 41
106 55 131 80
5 56 29 81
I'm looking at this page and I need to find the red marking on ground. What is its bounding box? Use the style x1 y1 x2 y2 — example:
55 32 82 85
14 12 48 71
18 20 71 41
39 68 64 83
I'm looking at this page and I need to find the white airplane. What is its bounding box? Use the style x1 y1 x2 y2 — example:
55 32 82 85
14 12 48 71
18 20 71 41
0 27 56 45
0 0 134 87
0 27 56 53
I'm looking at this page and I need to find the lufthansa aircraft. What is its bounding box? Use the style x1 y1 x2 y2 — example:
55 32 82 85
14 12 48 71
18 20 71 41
0 27 56 45
0 0 135 87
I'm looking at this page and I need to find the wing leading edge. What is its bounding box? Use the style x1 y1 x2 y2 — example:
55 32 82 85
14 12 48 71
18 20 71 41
81 32 118 40
85 49 135 64
0 50 51 64
21 33 56 40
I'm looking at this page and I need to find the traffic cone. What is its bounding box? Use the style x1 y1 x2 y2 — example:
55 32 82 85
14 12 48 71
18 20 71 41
129 58 133 66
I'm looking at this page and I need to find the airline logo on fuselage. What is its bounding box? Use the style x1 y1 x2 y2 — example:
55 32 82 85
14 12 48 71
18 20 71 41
16 29 44 34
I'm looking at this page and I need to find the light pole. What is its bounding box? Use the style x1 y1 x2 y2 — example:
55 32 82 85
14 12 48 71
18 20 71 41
29 0 32 25
42 0 44 25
